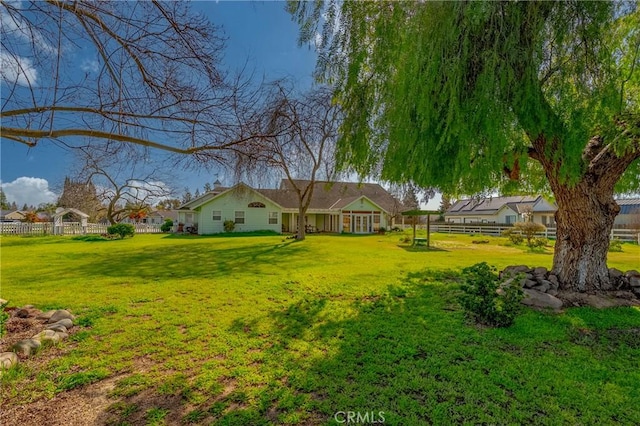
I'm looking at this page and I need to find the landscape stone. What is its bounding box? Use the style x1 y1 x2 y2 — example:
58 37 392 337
12 339 42 356
47 309 74 324
55 331 69 340
609 268 624 281
0 352 19 371
36 310 56 320
629 276 640 288
45 323 68 333
532 281 551 293
547 274 559 286
15 308 30 318
33 330 61 344
520 279 538 289
501 265 531 278
547 289 559 296
533 266 548 277
522 289 563 310
48 318 73 329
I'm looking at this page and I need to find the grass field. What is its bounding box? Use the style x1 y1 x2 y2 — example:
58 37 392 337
1 232 639 425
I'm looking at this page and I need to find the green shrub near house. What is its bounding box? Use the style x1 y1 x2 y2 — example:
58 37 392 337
107 223 135 239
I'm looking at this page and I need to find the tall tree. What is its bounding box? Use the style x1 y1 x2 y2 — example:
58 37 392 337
0 189 9 210
1 1 257 156
58 176 103 220
290 1 640 292
439 195 453 215
237 83 341 240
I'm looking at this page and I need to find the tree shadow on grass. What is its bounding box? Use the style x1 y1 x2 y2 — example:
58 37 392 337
93 268 640 425
55 239 310 282
397 244 449 253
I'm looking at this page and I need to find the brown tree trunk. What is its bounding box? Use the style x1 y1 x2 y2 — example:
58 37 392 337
552 181 619 292
296 208 307 240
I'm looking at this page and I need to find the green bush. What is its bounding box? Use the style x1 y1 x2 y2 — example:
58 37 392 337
458 262 523 327
107 223 135 239
160 219 173 233
223 220 235 232
532 237 549 248
608 238 623 252
502 228 524 245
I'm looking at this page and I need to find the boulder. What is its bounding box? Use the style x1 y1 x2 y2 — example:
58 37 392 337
629 275 640 289
547 289 559 296
609 268 624 281
533 266 548 277
12 339 42 356
0 352 19 371
32 330 61 344
501 265 531 278
47 309 74 324
48 318 73 329
522 289 563 310
37 310 57 321
520 279 538 289
45 323 68 333
532 281 551 293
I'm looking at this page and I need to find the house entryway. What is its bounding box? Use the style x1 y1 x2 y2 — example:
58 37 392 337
352 214 371 233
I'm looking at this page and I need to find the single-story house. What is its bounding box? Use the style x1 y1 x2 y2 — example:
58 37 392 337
445 196 557 225
143 210 179 225
177 180 405 235
0 210 26 221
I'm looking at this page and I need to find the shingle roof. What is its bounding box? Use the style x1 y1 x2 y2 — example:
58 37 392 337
447 196 549 215
269 180 404 213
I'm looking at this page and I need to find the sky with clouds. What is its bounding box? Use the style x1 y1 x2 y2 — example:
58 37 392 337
1 1 319 208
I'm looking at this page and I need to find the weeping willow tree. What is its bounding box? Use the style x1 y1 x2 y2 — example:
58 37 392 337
289 1 640 292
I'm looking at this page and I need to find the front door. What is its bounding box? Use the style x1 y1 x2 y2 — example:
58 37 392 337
353 215 370 233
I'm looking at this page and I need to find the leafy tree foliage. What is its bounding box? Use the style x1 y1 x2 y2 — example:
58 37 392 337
290 1 640 291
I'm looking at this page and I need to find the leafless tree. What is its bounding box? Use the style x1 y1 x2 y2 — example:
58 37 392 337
1 0 259 159
236 83 342 240
75 148 174 224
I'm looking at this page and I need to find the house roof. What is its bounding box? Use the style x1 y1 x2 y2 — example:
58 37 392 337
268 180 404 213
447 195 555 216
0 209 25 218
180 183 285 210
617 198 640 215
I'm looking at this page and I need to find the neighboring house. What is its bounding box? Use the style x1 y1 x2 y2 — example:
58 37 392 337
177 180 404 235
0 210 26 221
615 199 640 228
142 210 179 225
445 196 557 225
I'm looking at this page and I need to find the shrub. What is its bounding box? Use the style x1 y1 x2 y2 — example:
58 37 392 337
223 220 235 232
107 223 135 239
513 221 546 247
458 262 523 327
608 238 623 252
160 219 174 233
532 237 549 248
502 228 524 245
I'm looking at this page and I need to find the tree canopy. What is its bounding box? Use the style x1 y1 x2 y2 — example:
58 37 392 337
290 1 639 195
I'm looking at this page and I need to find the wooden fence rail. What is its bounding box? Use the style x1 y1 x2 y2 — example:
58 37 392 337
0 222 162 236
429 224 639 243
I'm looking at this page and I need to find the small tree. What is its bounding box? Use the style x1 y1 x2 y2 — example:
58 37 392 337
513 222 547 248
160 219 174 233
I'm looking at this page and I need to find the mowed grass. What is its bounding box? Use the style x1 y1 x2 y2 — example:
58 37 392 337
1 232 639 425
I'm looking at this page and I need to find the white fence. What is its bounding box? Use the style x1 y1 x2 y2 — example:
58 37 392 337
430 223 639 243
0 222 163 236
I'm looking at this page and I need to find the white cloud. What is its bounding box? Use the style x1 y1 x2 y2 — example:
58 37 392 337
1 177 57 208
80 59 100 74
1 4 58 55
0 51 37 86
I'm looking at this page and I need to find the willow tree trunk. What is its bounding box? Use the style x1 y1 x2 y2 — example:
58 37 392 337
551 181 620 292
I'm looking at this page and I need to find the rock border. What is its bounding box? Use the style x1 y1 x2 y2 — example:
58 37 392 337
1 304 75 374
500 266 640 310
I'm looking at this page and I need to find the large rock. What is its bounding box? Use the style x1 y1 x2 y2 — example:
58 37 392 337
547 274 559 287
0 352 19 371
522 289 563 310
47 309 74 324
520 279 538 289
45 323 68 333
501 265 531 278
37 310 57 320
32 330 61 344
532 266 548 277
12 339 42 356
627 270 640 288
532 281 551 293
47 318 73 329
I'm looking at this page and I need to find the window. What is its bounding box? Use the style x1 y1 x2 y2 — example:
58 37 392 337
234 211 245 224
248 202 265 208
541 215 547 225
505 215 516 224
212 210 221 221
269 212 278 225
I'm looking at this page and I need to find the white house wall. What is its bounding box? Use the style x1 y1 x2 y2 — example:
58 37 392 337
197 190 282 234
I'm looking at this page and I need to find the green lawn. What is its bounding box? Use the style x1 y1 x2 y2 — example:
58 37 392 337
1 232 639 425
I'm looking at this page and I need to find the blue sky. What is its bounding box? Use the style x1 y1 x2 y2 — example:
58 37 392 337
0 1 318 207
